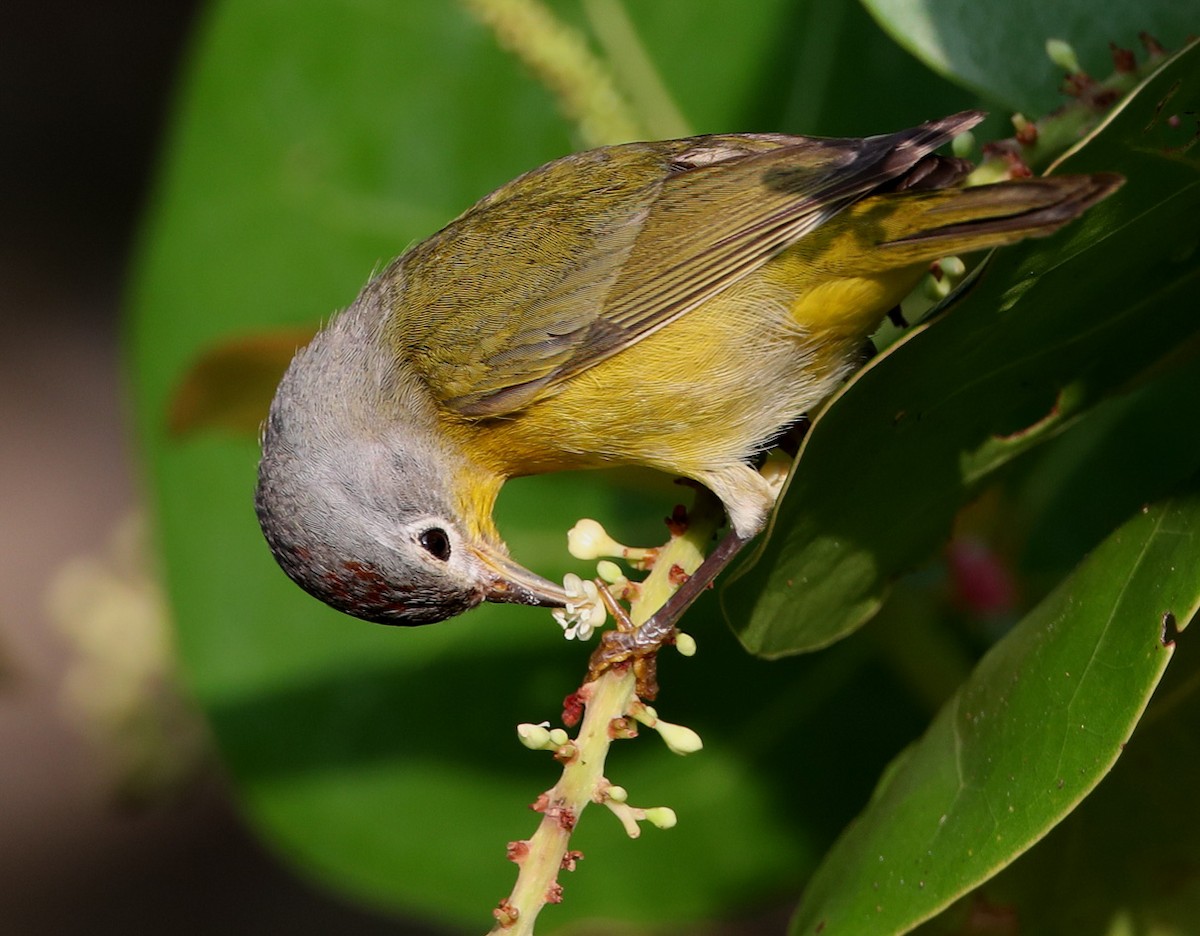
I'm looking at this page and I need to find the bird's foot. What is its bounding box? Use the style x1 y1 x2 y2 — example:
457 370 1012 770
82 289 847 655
586 528 752 696
587 581 671 697
587 621 667 699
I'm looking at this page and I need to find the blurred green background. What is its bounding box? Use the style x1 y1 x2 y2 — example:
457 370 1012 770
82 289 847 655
129 2 1199 934
8 1 1197 934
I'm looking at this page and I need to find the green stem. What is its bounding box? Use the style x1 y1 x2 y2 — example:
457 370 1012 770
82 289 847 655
490 668 636 935
488 493 719 934
966 46 1166 185
581 0 692 139
460 0 642 147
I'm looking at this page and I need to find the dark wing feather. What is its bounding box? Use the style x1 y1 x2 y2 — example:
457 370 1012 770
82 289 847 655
390 112 983 417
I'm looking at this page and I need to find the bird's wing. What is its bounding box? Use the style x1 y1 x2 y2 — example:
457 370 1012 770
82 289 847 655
393 111 982 418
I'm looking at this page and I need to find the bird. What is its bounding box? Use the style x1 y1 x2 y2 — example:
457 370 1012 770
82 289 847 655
255 110 1120 640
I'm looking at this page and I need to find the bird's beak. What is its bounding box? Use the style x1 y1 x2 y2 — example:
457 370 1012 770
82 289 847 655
471 543 569 608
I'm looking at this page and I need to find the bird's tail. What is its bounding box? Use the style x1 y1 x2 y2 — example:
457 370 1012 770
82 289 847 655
855 172 1124 268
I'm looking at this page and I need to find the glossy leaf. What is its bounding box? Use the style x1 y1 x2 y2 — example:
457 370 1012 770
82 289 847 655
725 40 1200 658
790 489 1200 935
913 643 1200 935
862 0 1195 115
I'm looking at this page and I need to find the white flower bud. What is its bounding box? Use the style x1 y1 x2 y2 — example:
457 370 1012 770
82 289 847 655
654 719 704 756
940 256 966 279
517 722 553 750
642 806 677 830
595 560 624 583
567 519 626 560
925 272 952 301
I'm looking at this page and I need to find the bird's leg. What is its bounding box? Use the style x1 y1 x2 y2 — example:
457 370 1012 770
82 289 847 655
591 578 660 695
587 529 751 682
594 579 634 632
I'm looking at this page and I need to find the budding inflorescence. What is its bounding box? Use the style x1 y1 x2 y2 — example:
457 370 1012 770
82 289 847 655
556 519 661 637
595 560 624 583
603 783 628 803
1045 37 1083 75
642 806 678 830
952 129 976 159
924 255 967 301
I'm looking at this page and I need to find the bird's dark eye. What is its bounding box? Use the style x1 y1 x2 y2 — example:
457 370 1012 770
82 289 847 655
418 527 452 561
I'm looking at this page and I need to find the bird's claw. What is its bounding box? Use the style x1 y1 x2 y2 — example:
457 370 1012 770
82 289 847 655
587 624 667 699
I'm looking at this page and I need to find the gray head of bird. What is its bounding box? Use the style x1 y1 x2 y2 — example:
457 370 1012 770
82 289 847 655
253 294 568 625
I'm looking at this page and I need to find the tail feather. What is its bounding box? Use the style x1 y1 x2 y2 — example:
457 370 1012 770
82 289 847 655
875 173 1124 260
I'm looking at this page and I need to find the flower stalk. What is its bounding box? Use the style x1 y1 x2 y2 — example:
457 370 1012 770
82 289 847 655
488 492 722 934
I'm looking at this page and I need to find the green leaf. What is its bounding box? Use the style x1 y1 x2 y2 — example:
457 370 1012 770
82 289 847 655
789 489 1200 935
621 0 975 138
725 39 1200 658
590 0 797 134
862 0 1195 114
1011 356 1200 585
914 649 1200 935
129 1 939 929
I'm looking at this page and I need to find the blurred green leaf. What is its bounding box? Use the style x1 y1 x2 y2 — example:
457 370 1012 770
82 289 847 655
789 489 1200 935
862 0 1194 114
166 326 316 435
620 0 974 138
1011 355 1200 588
726 39 1200 658
588 0 796 134
127 0 964 930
